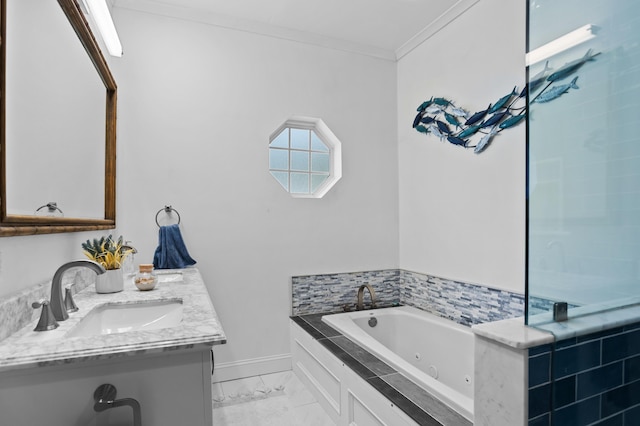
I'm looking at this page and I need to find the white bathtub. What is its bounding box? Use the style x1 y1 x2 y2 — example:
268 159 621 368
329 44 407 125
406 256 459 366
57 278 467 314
322 305 474 422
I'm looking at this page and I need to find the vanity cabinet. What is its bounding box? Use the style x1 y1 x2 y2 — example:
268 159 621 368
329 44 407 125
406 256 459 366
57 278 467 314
0 269 225 426
0 347 213 426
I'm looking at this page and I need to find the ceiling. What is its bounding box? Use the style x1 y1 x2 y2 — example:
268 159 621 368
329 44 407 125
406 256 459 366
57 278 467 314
112 0 479 61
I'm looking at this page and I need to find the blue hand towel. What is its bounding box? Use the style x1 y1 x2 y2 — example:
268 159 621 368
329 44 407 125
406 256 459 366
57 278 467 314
153 224 197 269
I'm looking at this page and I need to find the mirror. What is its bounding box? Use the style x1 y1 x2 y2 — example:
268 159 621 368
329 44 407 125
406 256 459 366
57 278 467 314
0 0 117 236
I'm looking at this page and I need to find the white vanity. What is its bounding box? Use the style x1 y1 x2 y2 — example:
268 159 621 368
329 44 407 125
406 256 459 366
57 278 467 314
0 268 226 426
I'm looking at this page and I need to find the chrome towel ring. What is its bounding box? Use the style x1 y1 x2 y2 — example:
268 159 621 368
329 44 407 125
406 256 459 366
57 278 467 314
155 205 181 227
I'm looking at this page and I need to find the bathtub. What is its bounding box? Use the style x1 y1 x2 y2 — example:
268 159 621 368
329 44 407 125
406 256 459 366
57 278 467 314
322 305 474 422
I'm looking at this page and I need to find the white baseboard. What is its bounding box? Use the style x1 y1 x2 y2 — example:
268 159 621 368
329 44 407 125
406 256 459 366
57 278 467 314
211 353 292 383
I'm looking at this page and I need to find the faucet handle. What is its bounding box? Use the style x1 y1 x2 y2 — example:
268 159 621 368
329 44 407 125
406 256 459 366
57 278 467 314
64 287 79 313
31 300 59 332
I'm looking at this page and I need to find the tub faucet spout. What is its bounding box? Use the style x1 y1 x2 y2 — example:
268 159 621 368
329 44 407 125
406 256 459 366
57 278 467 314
50 260 106 321
356 284 377 311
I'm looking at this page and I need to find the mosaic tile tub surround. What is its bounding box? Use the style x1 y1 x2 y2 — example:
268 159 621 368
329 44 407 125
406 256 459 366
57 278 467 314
292 269 525 326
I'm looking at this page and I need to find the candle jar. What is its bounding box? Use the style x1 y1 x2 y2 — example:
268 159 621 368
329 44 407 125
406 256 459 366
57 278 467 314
134 264 157 291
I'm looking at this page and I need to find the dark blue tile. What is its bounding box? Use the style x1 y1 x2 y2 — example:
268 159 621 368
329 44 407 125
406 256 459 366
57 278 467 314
602 380 640 418
554 341 601 379
577 362 623 399
623 321 640 332
554 395 600 426
530 383 551 418
556 337 578 349
554 376 576 409
578 327 623 344
530 353 551 387
593 414 623 426
603 330 640 364
530 344 553 356
624 355 640 383
623 405 640 425
529 413 550 426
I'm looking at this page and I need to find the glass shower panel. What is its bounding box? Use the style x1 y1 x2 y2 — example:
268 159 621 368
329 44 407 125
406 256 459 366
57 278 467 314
527 0 640 323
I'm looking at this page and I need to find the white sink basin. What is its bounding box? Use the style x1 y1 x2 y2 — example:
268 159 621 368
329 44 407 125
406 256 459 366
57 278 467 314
66 299 183 338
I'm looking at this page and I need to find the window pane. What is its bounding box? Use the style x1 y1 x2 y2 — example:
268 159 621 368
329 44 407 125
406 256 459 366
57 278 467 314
311 131 329 152
270 129 289 149
291 173 309 194
291 151 309 171
291 129 310 150
311 174 329 192
270 171 289 191
269 148 288 170
311 153 330 173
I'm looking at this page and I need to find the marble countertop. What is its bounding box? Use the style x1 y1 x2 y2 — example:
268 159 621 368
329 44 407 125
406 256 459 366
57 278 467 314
0 268 226 374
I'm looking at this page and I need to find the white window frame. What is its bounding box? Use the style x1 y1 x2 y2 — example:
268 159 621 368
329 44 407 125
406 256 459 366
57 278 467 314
268 116 342 199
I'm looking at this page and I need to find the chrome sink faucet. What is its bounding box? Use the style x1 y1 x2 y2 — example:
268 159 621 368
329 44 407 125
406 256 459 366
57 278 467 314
356 283 377 311
50 260 106 321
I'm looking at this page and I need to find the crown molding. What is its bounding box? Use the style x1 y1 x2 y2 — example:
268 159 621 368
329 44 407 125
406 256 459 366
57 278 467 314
395 0 480 61
113 0 480 63
112 0 397 61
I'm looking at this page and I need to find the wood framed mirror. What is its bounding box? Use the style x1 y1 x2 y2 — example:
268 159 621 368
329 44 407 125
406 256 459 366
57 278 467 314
0 0 116 236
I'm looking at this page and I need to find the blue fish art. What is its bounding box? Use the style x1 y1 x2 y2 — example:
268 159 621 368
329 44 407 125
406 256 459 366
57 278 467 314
533 77 579 103
436 120 451 135
481 111 508 128
488 87 517 113
465 105 491 126
420 116 435 124
415 125 429 133
412 112 424 128
444 112 460 128
498 113 526 129
474 127 499 154
433 97 451 106
519 84 528 98
416 97 433 112
529 60 552 92
428 124 445 140
425 105 443 114
449 107 469 118
447 135 468 147
457 124 482 139
547 49 600 82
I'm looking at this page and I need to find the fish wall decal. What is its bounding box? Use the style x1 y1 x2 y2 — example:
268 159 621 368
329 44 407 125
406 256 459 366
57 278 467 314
413 48 599 154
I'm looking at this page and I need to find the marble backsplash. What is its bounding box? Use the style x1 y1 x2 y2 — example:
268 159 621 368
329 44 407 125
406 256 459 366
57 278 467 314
292 269 525 326
0 268 98 342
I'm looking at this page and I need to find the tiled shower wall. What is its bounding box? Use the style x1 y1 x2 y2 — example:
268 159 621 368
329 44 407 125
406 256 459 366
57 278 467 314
528 324 640 426
291 269 525 326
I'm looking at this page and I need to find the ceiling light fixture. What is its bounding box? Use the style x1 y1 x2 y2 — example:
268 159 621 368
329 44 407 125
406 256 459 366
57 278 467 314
82 0 123 57
526 24 595 66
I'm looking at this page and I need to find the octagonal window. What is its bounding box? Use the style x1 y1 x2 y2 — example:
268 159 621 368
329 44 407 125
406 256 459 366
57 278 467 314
269 117 342 198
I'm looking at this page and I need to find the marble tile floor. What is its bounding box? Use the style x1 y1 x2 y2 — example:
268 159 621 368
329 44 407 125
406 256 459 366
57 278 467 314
211 370 336 426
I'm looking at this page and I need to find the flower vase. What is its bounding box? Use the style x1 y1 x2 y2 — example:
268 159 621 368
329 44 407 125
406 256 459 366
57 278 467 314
95 268 124 293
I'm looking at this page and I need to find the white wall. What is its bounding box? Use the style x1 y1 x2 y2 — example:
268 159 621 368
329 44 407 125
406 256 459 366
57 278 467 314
1 0 528 381
109 8 398 375
397 0 526 294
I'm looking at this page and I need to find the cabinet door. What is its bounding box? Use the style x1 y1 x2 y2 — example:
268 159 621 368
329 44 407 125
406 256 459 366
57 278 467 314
343 366 417 426
0 349 212 426
291 321 343 425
